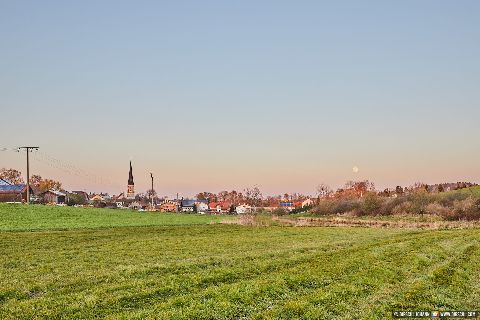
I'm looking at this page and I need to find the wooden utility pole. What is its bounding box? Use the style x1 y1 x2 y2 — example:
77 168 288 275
150 172 154 209
18 147 39 204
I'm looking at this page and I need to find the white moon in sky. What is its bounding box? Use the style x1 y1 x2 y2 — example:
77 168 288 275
352 166 359 173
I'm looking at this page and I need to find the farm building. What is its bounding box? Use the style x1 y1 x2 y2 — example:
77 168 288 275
0 179 34 203
42 190 67 204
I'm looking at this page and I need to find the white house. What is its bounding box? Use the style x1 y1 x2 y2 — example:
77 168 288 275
195 202 209 214
235 204 253 214
301 198 314 208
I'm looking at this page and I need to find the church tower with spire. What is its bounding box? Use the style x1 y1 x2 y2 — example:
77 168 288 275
127 161 135 199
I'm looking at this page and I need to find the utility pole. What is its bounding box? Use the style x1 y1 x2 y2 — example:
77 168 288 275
18 147 39 205
150 172 154 209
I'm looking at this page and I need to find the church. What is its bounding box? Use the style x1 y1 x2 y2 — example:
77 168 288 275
127 161 135 199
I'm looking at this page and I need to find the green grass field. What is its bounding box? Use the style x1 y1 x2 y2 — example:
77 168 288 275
0 204 228 231
1 204 479 319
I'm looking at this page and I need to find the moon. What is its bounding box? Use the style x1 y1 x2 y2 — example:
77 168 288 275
352 166 359 173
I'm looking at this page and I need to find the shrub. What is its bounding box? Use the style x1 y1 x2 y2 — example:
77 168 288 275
311 199 361 216
425 202 450 217
290 205 312 214
451 198 480 220
378 197 406 216
272 208 289 216
408 191 433 215
361 193 383 215
311 200 335 216
332 199 361 214
391 200 413 215
432 197 480 221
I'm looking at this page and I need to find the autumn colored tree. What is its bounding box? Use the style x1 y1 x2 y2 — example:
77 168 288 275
217 191 229 202
196 192 217 202
27 174 63 192
344 180 375 197
39 179 63 192
29 175 43 187
0 168 24 184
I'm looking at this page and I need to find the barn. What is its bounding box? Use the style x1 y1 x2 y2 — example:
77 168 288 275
0 179 33 203
42 190 67 204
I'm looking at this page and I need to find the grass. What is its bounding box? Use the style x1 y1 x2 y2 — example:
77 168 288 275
0 204 230 231
1 204 479 319
450 185 480 197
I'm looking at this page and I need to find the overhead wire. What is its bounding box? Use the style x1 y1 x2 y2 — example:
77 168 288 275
31 150 122 191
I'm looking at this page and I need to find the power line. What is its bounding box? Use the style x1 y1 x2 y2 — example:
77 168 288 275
31 151 122 191
0 147 20 152
3 147 125 193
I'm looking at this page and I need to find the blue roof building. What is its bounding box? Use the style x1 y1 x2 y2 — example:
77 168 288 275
0 178 12 186
0 183 33 203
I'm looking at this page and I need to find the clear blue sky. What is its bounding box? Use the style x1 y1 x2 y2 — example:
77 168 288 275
1 1 479 196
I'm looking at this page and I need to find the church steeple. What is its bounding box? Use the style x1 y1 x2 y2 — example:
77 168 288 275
128 161 134 185
127 161 135 199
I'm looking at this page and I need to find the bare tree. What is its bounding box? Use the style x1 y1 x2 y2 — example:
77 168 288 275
316 183 332 198
146 189 158 199
244 186 263 207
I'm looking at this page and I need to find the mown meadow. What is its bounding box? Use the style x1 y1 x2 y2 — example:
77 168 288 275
1 204 479 319
0 204 228 231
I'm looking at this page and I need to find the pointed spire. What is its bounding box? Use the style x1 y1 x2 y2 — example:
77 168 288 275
128 161 134 185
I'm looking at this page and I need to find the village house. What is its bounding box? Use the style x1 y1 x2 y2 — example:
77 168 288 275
301 198 314 208
208 202 222 214
235 204 253 214
159 200 178 212
113 193 132 208
195 201 209 214
223 202 234 213
210 201 233 214
180 199 209 213
280 201 295 211
128 201 142 210
180 199 196 212
90 194 104 202
70 191 89 203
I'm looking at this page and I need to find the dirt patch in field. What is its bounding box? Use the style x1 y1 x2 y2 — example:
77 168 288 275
221 215 480 229
277 217 480 229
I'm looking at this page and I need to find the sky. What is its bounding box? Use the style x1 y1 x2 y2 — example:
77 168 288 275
1 0 479 197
